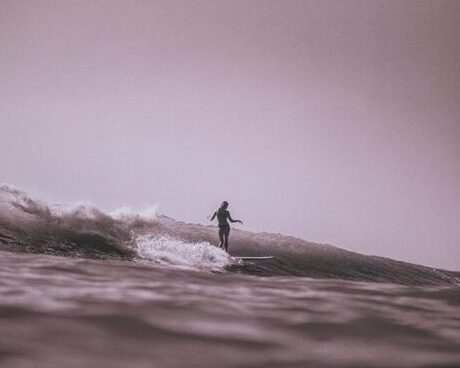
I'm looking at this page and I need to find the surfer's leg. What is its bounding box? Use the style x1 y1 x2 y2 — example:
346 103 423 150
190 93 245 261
223 228 230 252
218 227 224 248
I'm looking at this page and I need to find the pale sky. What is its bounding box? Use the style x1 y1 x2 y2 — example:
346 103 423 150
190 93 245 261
1 0 459 269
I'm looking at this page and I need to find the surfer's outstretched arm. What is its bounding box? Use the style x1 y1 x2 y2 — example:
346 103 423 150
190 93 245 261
228 212 243 225
209 212 216 221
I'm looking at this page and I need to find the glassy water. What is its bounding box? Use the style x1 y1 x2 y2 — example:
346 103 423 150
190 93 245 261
1 251 459 368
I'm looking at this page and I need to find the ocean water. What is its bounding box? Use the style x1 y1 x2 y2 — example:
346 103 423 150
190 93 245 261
1 186 460 368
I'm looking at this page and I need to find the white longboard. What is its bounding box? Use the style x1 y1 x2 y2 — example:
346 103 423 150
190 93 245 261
233 256 274 261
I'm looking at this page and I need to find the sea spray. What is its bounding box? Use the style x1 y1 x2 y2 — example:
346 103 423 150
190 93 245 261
134 234 230 269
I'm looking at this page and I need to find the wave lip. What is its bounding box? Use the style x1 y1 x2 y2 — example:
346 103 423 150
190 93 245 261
0 185 137 259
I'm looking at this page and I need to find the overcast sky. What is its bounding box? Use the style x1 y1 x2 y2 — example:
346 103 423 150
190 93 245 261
1 0 459 269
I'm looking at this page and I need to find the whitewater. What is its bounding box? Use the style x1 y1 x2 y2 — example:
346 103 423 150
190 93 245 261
0 185 459 368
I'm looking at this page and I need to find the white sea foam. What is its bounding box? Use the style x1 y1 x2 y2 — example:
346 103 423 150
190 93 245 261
134 234 230 269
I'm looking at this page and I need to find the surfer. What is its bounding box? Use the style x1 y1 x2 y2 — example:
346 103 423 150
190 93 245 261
209 201 243 252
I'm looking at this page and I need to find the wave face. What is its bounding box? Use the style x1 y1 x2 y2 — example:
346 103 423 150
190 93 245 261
0 185 459 285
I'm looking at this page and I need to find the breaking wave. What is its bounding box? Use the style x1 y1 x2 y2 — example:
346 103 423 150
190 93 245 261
0 185 459 285
134 234 230 269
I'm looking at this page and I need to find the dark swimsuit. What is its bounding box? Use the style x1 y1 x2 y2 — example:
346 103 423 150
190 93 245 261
219 222 230 230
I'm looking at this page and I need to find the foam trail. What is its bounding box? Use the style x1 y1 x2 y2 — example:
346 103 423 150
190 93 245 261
134 234 230 270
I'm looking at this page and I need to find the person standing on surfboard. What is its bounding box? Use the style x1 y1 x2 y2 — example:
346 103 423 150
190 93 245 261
209 201 243 252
